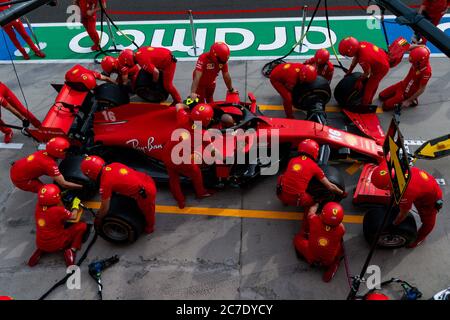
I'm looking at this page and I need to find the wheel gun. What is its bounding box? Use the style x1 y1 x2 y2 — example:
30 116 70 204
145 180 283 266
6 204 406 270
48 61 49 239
88 255 119 299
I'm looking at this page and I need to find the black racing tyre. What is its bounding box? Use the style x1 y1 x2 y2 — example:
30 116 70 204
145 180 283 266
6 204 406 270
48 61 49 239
363 206 418 249
58 154 98 200
334 72 364 107
97 194 145 244
135 70 169 103
94 83 130 108
292 76 331 111
307 165 346 204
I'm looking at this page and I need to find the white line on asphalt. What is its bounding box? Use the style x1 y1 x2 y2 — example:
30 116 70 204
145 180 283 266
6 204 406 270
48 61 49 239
4 242 29 260
0 143 24 149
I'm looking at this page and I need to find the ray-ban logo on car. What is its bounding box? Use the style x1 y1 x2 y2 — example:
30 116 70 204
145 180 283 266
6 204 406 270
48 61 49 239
126 137 163 153
170 122 280 176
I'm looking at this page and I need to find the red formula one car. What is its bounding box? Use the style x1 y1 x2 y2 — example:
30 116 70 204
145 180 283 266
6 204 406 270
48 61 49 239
26 72 417 246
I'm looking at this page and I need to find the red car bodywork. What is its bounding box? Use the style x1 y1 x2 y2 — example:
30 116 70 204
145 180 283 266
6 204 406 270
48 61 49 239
28 84 386 204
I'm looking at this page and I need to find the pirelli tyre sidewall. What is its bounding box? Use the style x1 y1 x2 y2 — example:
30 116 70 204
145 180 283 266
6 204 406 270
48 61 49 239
292 76 331 111
363 206 418 249
334 72 364 107
134 70 169 103
94 83 130 108
98 194 145 244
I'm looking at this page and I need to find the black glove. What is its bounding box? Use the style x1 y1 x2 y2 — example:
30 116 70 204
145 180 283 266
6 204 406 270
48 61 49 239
22 119 30 128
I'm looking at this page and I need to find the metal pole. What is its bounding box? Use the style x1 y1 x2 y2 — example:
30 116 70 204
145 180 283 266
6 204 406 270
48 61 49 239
23 15 41 50
188 10 197 56
106 18 117 50
298 5 307 54
346 198 397 300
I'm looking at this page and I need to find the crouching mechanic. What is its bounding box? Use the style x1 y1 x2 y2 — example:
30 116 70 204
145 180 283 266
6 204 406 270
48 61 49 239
1 81 42 143
162 103 215 209
270 63 317 118
10 137 83 193
81 156 157 234
371 163 443 248
135 46 182 105
294 202 346 282
339 37 390 106
304 49 335 82
277 139 345 214
379 47 431 111
29 184 87 267
190 42 237 103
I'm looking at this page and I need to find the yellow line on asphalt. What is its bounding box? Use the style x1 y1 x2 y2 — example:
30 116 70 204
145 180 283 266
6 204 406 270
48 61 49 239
84 202 364 224
129 102 383 114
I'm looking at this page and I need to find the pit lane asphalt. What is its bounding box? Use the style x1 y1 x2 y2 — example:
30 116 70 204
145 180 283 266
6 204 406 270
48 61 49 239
0 56 449 300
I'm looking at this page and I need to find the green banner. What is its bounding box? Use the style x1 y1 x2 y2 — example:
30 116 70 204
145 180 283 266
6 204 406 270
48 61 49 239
0 17 385 62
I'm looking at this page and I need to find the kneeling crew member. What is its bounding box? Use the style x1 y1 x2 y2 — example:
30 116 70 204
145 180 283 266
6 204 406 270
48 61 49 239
270 63 317 119
10 137 83 193
29 184 87 267
81 156 157 234
163 103 214 209
372 163 443 248
294 202 346 282
277 139 345 214
379 47 431 110
304 49 335 82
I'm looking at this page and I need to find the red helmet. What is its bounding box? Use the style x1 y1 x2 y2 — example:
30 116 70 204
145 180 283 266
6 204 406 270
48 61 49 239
38 184 61 206
46 137 70 159
191 103 214 127
101 56 118 74
321 202 344 227
339 37 360 57
118 49 135 68
80 155 105 181
365 292 390 300
299 64 317 83
409 46 430 69
371 162 392 191
80 72 97 90
315 48 330 65
297 139 320 160
210 42 230 64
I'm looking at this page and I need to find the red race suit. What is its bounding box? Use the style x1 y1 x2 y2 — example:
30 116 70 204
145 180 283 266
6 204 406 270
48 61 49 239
10 151 60 193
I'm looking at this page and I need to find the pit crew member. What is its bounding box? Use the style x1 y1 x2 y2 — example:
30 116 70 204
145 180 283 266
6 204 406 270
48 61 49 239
81 156 157 234
371 163 443 248
294 202 346 282
10 137 83 193
75 0 107 51
276 139 345 214
270 63 317 118
28 184 87 267
379 46 432 110
135 46 182 105
339 37 390 106
190 42 237 103
162 103 215 209
304 49 335 82
1 81 42 143
0 0 45 59
413 0 449 43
